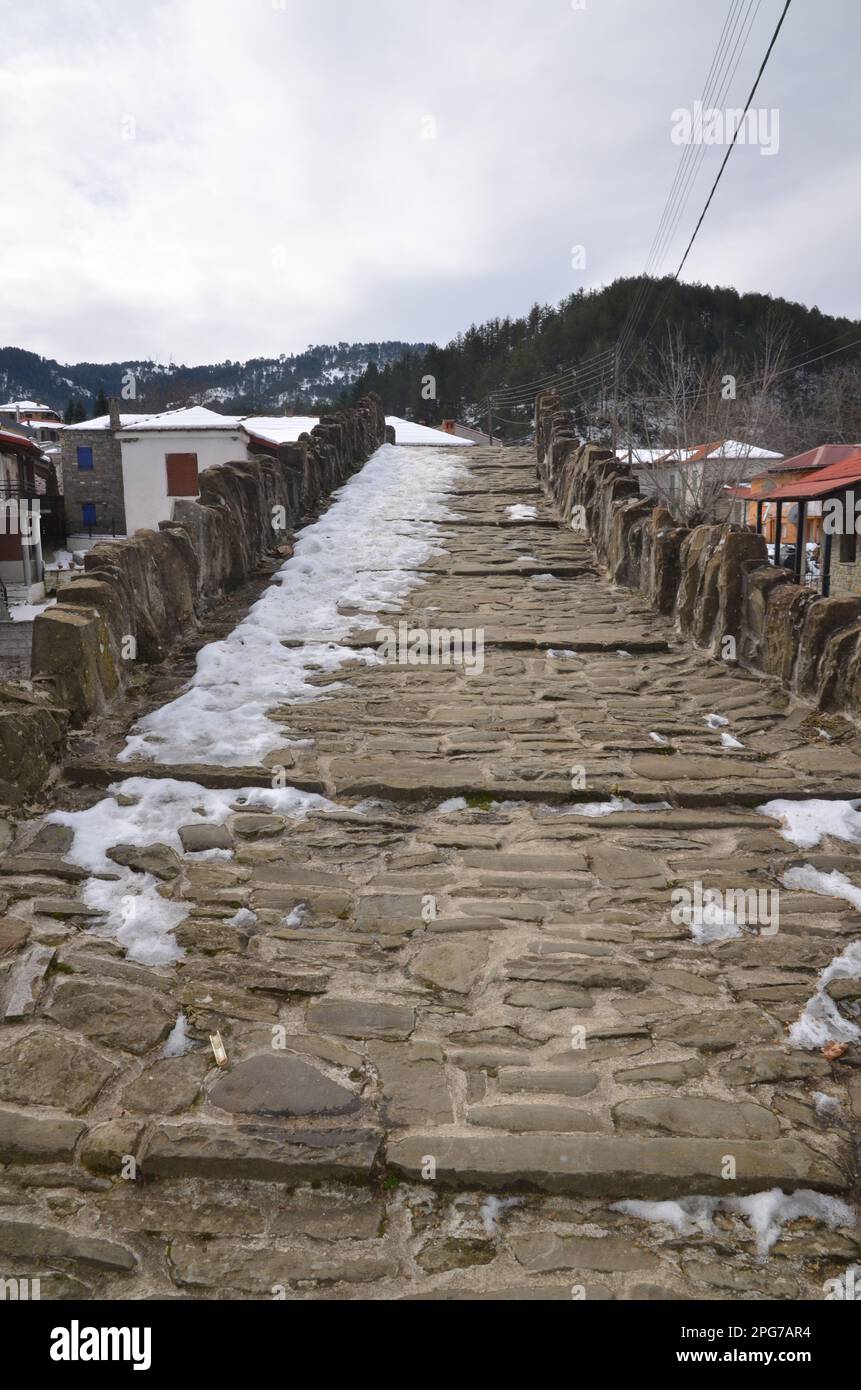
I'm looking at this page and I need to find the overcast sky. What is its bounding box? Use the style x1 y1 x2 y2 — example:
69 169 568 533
1 0 858 365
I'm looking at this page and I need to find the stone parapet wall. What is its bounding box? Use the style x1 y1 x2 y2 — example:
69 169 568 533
31 396 386 726
535 389 861 717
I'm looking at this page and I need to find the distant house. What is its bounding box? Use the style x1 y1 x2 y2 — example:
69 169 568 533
60 402 164 541
0 399 62 427
59 405 471 539
116 406 251 535
730 444 861 595
0 425 50 599
620 439 783 518
0 400 63 484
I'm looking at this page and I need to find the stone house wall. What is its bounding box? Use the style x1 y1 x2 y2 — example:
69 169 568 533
828 535 861 600
535 390 861 719
60 427 127 536
0 621 32 678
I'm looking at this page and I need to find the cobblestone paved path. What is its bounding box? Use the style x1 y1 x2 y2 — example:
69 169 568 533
1 445 858 1300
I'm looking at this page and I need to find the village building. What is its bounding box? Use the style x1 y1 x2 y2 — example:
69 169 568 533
60 402 160 542
60 406 471 539
618 439 783 518
0 424 49 600
750 447 861 596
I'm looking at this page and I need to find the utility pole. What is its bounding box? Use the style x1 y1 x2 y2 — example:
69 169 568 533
611 349 620 453
627 399 633 466
487 395 494 445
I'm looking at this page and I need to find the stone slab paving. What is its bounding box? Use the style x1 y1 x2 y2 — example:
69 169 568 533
0 446 859 1301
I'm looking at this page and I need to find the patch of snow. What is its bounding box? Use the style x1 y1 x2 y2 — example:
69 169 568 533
679 899 745 944
9 599 55 622
758 798 861 850
532 573 556 583
781 864 861 913
616 649 631 657
437 797 467 813
705 713 729 729
613 1197 718 1237
812 1091 841 1118
118 444 465 767
721 732 744 749
780 862 861 1047
547 649 578 659
162 1012 195 1057
283 902 309 927
566 796 671 817
480 1196 521 1236
47 777 336 966
505 504 537 520
614 1189 854 1258
649 732 668 745
227 908 257 929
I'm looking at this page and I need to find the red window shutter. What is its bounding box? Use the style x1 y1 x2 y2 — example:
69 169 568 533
165 453 199 497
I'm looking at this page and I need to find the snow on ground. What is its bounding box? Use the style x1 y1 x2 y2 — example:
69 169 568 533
162 1012 195 1057
758 798 861 849
119 444 465 767
721 731 744 749
565 796 671 817
704 713 729 729
9 599 55 622
777 862 861 1047
47 777 336 965
613 1189 854 1257
437 797 468 813
505 504 537 520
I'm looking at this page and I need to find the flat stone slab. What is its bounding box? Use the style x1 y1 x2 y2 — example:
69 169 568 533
306 998 415 1040
209 1054 361 1118
0 1104 85 1163
143 1119 381 1182
387 1134 847 1196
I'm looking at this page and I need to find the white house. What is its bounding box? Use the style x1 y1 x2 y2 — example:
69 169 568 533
617 438 783 517
118 407 248 535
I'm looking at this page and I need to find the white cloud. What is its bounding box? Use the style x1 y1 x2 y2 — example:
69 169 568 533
0 0 858 363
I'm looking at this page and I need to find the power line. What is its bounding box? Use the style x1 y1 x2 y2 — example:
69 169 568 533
674 0 792 280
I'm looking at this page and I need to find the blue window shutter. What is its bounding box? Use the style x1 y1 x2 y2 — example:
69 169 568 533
77 446 94 470
81 502 97 525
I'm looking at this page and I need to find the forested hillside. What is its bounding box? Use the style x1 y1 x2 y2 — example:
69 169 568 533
343 277 861 448
0 341 425 417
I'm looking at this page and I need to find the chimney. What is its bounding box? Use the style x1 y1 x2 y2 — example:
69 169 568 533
108 397 121 431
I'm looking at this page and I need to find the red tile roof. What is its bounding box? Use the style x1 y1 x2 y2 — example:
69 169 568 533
766 444 861 475
0 427 42 457
767 449 861 502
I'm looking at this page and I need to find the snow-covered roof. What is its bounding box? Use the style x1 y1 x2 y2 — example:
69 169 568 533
386 416 473 445
617 439 782 465
241 416 320 447
242 414 474 448
62 414 153 431
121 406 243 432
0 399 56 412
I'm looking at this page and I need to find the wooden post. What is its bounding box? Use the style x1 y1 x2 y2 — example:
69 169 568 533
774 502 783 566
756 501 764 535
822 516 832 598
795 501 807 584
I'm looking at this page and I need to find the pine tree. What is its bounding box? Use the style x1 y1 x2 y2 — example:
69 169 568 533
93 387 109 418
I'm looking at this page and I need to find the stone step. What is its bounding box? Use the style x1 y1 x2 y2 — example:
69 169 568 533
62 760 326 794
387 1134 848 1198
